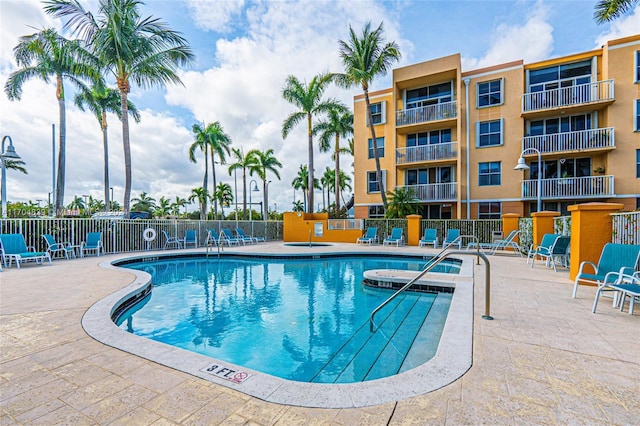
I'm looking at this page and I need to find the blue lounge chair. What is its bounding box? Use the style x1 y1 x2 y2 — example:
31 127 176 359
221 228 243 246
383 227 404 246
81 232 103 257
162 230 182 250
357 227 378 245
533 235 570 271
572 243 640 298
442 229 461 249
183 230 198 248
419 228 438 248
0 233 51 268
236 228 260 244
205 229 221 246
593 271 640 314
42 233 77 259
527 234 560 265
467 230 522 256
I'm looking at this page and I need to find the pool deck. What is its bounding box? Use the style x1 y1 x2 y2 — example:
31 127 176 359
1 242 638 425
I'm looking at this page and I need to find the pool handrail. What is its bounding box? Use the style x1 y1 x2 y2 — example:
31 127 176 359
370 250 491 332
422 234 480 269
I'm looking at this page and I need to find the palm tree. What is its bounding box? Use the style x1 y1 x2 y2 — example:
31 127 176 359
131 191 156 213
188 187 210 220
281 72 343 213
75 84 140 211
214 182 233 218
336 21 401 213
228 148 256 219
247 148 282 220
171 196 187 217
45 0 195 215
292 200 304 212
386 186 419 218
154 196 171 218
314 105 353 211
3 159 28 175
321 167 335 210
206 122 232 216
189 123 211 214
292 164 310 212
336 169 353 207
594 0 638 22
68 195 85 212
4 27 100 214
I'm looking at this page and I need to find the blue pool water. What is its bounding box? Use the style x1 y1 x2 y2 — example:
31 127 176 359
115 255 454 383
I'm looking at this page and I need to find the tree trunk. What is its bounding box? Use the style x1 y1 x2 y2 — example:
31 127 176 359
263 179 268 220
242 167 247 220
334 132 340 212
102 110 110 212
202 145 208 219
118 78 132 216
211 152 218 218
55 75 65 215
307 113 314 213
364 88 387 211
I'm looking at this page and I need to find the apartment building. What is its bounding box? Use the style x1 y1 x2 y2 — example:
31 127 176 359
352 34 640 219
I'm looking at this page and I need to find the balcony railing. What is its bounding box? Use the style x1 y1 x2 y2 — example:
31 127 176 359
522 127 614 154
396 142 458 165
521 175 614 200
522 80 614 113
396 101 457 126
397 182 457 202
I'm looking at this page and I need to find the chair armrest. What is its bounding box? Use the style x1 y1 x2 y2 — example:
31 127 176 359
27 245 36 252
577 261 597 276
618 266 636 276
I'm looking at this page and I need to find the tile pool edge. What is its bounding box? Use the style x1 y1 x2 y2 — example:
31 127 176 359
82 251 474 409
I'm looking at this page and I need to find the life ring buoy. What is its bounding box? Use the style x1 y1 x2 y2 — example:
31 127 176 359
143 227 157 242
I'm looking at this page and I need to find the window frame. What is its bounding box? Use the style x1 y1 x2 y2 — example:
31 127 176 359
366 170 387 193
476 119 504 148
635 99 640 132
477 78 504 108
635 50 640 83
367 137 385 159
366 101 386 126
478 161 502 186
478 202 502 219
636 149 640 178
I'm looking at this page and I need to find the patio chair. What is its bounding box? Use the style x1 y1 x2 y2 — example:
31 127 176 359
183 230 198 248
357 227 378 245
81 232 103 257
42 233 77 259
442 229 461 249
162 230 182 250
221 228 243 246
534 236 571 272
593 271 640 315
526 234 560 265
236 228 258 244
572 243 640 298
205 229 221 246
419 228 438 248
467 230 522 256
0 233 51 269
383 227 404 246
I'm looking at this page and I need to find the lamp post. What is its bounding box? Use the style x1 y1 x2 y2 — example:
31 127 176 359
82 194 90 215
514 147 542 213
249 179 259 220
264 180 271 221
109 187 114 211
1 136 21 219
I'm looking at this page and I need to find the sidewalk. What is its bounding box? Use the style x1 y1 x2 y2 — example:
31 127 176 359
1 243 638 425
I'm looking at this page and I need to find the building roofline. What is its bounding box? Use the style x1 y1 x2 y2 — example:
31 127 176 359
461 60 524 78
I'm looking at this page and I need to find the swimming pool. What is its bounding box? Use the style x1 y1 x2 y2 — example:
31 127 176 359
83 246 474 408
114 256 454 383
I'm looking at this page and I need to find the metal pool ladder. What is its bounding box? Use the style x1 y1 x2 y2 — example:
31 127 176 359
369 248 492 332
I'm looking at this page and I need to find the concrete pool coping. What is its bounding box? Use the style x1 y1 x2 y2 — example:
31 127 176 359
81 247 477 408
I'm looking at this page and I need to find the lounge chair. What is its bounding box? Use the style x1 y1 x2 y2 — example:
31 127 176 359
357 227 378 245
42 233 77 259
0 233 51 268
162 230 182 250
593 271 640 314
419 228 438 248
572 243 640 298
183 230 198 248
442 229 461 249
467 230 521 256
221 228 243 246
526 234 560 265
383 227 404 246
533 235 570 271
236 228 260 244
81 232 103 257
205 229 221 246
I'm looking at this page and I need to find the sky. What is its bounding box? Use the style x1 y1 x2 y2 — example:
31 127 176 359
1 0 639 214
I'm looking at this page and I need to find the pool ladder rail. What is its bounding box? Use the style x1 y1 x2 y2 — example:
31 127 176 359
204 230 224 257
369 235 492 332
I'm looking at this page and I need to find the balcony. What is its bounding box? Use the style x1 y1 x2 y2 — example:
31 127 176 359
522 127 614 154
396 101 457 127
520 175 614 200
521 80 614 118
397 182 457 202
396 142 458 165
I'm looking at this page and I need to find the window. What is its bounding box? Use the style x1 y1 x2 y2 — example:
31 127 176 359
636 150 640 178
368 137 384 159
367 102 386 125
406 129 452 146
528 113 592 135
368 205 385 218
530 157 591 179
635 99 640 131
476 119 504 147
478 202 501 219
406 82 452 109
367 170 386 193
477 79 503 107
479 162 501 186
635 51 640 82
528 60 592 92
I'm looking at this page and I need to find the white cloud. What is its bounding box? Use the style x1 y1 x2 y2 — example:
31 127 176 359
185 0 245 33
594 6 640 48
462 3 554 70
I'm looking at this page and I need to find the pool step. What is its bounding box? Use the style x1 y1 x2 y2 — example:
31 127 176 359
310 293 436 383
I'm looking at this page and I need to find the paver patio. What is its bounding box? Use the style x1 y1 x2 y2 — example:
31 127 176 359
1 242 638 425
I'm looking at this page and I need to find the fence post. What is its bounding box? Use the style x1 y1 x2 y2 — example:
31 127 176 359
406 214 421 246
531 211 560 246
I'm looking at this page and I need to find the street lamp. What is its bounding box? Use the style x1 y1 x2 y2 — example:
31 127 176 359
264 180 271 221
249 179 259 220
109 187 114 211
82 194 90 215
1 135 21 219
514 147 542 213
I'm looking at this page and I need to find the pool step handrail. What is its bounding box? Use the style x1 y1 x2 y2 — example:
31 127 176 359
422 234 479 269
369 250 491 332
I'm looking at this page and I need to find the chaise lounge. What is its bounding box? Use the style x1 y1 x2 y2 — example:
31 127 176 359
0 233 52 269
